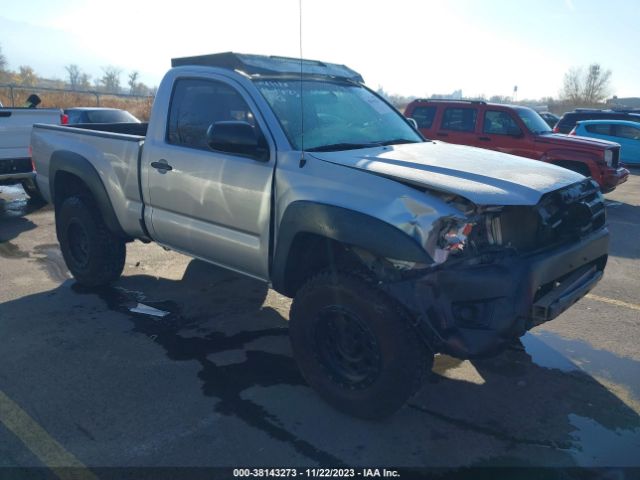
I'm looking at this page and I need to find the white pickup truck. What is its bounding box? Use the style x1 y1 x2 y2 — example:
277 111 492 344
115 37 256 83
1 106 63 199
31 53 609 418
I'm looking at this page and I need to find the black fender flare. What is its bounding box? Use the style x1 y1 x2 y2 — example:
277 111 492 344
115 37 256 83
49 150 128 238
271 201 432 294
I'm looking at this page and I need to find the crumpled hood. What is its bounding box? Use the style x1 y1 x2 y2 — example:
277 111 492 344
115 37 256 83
310 141 585 206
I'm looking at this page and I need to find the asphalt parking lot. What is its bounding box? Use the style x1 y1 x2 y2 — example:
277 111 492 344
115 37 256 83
1 170 639 477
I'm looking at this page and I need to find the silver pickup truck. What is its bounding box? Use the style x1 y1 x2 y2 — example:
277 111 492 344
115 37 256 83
1 106 63 199
31 53 609 418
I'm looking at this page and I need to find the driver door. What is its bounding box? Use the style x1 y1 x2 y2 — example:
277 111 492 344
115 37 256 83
143 76 275 280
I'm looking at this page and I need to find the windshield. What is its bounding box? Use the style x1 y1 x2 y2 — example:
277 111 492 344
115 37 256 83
255 79 422 151
515 107 552 134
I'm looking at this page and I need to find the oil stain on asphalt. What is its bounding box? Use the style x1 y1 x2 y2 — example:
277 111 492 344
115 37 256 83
70 279 345 466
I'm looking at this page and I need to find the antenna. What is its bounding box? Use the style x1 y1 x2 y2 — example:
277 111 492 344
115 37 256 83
298 0 306 167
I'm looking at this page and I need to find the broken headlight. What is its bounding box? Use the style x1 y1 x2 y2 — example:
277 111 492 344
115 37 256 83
430 220 475 264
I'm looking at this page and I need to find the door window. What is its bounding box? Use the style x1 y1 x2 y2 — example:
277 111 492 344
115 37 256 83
167 78 256 150
441 108 477 132
483 110 521 135
410 106 437 129
585 123 612 135
613 124 640 140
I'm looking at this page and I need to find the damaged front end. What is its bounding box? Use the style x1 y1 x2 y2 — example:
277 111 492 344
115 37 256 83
355 178 609 359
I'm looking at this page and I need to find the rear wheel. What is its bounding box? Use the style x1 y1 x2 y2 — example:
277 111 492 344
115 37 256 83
289 271 432 419
57 195 126 286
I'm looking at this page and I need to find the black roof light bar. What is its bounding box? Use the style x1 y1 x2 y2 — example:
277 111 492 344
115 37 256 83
171 52 364 83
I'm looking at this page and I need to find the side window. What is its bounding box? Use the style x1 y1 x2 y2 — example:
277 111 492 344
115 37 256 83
441 108 477 132
483 110 520 135
167 78 256 150
613 125 640 140
585 124 611 135
410 106 437 129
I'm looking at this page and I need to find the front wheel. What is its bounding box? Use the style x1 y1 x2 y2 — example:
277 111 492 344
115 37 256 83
57 195 126 286
289 272 432 419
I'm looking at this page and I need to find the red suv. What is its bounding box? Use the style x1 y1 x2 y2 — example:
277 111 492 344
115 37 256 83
404 100 629 193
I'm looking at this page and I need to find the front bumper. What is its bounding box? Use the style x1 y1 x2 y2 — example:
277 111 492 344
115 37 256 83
600 167 629 193
386 228 609 358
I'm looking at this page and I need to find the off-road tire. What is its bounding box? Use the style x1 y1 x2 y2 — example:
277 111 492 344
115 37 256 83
57 195 126 287
21 179 44 202
289 271 432 419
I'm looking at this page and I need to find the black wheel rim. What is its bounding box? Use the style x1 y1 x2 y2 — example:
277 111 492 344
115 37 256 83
66 220 90 268
313 305 382 389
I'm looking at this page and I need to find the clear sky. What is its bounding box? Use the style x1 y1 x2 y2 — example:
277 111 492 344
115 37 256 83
0 0 638 99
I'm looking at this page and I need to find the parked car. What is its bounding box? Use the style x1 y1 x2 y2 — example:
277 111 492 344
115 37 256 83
32 52 609 418
554 108 640 134
404 99 628 193
1 106 65 200
63 107 140 124
538 111 560 128
571 119 640 166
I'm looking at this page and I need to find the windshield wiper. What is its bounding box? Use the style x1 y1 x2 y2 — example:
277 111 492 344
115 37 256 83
376 138 420 146
306 142 380 152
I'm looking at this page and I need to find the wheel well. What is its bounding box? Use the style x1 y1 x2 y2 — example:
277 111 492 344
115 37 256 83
53 171 92 206
552 160 591 177
281 233 361 297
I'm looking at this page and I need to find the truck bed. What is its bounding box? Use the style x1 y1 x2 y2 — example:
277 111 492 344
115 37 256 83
31 123 148 238
70 122 149 137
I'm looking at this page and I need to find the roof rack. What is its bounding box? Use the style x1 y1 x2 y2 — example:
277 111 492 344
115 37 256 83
610 108 640 113
414 98 487 105
171 52 364 83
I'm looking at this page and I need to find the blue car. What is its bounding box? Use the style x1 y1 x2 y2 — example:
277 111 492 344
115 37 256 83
571 119 640 166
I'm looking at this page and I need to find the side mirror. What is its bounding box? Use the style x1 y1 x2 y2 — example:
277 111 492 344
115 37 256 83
206 121 268 160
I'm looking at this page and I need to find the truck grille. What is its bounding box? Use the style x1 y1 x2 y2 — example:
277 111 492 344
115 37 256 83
0 158 32 175
536 179 606 243
476 179 606 254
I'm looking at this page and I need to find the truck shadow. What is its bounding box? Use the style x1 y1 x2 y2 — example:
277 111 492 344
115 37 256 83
2 258 639 469
604 200 640 260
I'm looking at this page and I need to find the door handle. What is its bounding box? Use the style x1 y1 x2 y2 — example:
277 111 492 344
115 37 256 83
436 132 448 137
478 136 491 141
150 160 173 173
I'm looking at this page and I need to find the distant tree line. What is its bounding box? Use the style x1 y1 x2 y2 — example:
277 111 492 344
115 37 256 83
0 42 155 96
2 42 612 107
560 63 611 105
377 62 613 112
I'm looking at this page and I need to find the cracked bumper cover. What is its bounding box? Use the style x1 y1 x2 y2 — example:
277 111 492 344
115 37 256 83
386 227 609 358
